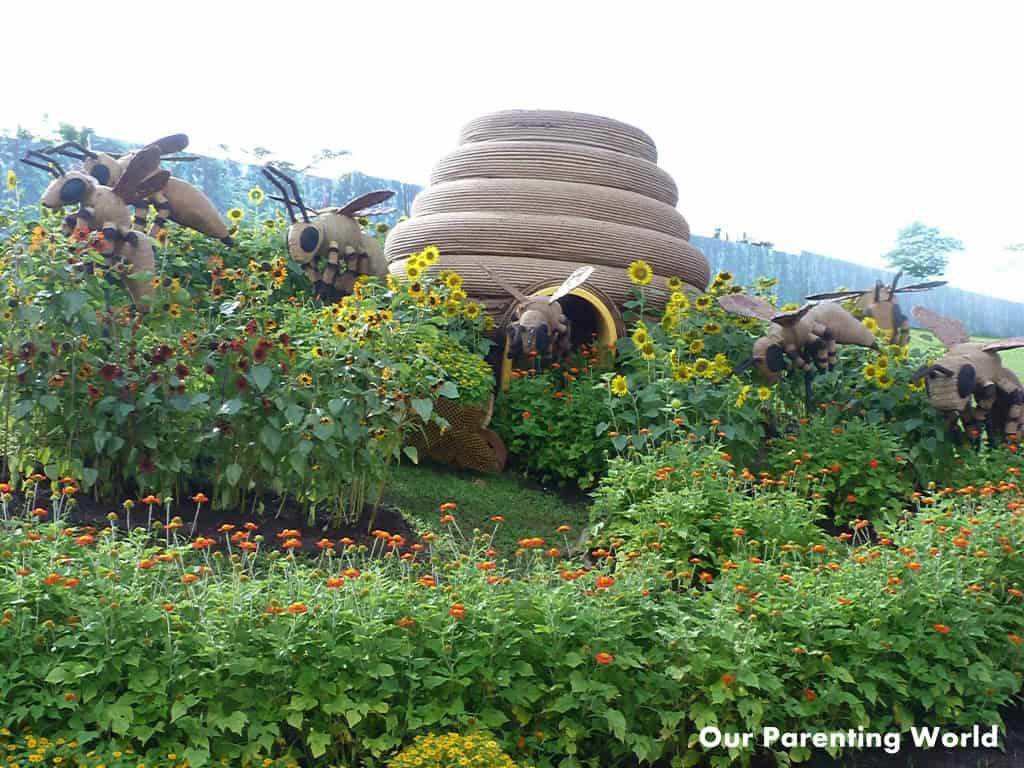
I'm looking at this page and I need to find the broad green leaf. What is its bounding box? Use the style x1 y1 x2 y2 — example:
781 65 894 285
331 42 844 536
225 463 243 486
411 398 433 421
250 365 272 392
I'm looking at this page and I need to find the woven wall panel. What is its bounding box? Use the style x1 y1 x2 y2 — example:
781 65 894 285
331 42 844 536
410 178 689 240
430 141 679 207
458 109 658 163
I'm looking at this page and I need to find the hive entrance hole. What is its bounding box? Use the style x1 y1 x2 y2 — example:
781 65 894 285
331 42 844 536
559 294 601 349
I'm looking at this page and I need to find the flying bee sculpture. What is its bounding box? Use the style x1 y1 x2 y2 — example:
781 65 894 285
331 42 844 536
911 306 1023 445
806 271 947 346
21 147 165 308
41 134 233 245
262 164 393 298
719 294 878 408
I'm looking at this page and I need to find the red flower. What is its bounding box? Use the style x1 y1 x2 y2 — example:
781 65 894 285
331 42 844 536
162 603 175 612
397 617 415 628
439 514 455 524
63 577 80 588
721 673 736 686
316 538 335 550
699 572 714 584
43 573 62 586
477 561 497 571
326 578 345 588
439 501 458 512
594 652 614 665
181 574 199 584
217 524 235 533
868 458 880 470
449 603 466 619
596 575 615 590
286 602 308 614
282 538 302 550
933 623 951 636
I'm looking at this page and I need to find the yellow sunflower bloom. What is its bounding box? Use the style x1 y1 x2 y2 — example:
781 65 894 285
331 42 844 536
421 245 440 264
445 272 463 290
688 339 704 355
757 385 772 401
5 170 16 191
695 295 712 311
406 264 422 280
667 276 683 291
627 260 653 285
640 341 657 360
248 187 265 205
226 208 244 223
610 374 629 396
862 316 879 332
672 364 693 383
463 303 482 319
631 325 649 347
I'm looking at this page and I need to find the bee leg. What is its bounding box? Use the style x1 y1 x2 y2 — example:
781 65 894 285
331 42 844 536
146 193 172 237
132 201 149 233
322 241 341 286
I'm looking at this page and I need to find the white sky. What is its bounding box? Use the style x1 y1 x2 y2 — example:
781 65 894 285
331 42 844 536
3 0 1022 300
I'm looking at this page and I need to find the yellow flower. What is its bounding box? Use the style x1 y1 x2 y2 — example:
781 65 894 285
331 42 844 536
408 282 425 298
672 364 693 383
670 291 690 311
875 355 889 370
757 385 772 401
297 373 313 387
640 341 657 360
703 322 721 335
449 288 467 303
6 170 17 191
463 303 482 319
445 272 463 290
688 339 704 355
248 187 265 205
735 384 752 408
781 303 799 312
695 295 712 311
863 364 878 380
631 325 649 347
421 245 440 264
667 276 683 291
168 303 182 319
627 260 653 285
715 270 734 284
877 371 894 390
610 374 629 397
226 208 244 223
862 316 879 332
693 357 711 376
406 264 422 280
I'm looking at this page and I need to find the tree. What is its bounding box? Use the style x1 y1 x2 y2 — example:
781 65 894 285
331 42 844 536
883 221 963 278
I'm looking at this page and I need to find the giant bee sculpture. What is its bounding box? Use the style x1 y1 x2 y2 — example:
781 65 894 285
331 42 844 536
806 271 947 345
719 294 878 408
41 134 233 245
262 164 393 299
21 146 164 308
911 306 1023 444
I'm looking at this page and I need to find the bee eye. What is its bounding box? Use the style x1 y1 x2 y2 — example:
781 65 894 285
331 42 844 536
91 165 111 185
299 226 320 253
60 177 87 204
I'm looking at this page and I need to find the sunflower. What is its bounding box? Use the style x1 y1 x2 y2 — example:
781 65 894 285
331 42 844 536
450 288 467 303
408 282 425 299
667 276 683 291
463 302 482 319
297 373 313 387
703 322 721 335
227 208 244 223
168 303 182 319
862 317 879 332
695 295 712 311
6 170 16 191
310 346 324 359
689 339 705 355
715 271 734 284
411 256 428 272
332 323 347 337
627 260 653 286
735 384 752 407
693 357 711 376
757 386 772 401
406 264 422 280
631 326 649 347
445 272 463 290
661 309 679 330
248 187 265 205
443 301 460 317
672 364 693 383
640 341 657 361
0 309 12 322
421 245 441 265
875 355 889 370
876 372 894 390
610 374 629 397
670 291 690 311
781 303 799 312
909 378 926 392
483 315 495 331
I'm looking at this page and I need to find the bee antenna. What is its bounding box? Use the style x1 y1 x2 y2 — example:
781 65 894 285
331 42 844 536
24 150 65 177
44 142 97 161
262 164 310 223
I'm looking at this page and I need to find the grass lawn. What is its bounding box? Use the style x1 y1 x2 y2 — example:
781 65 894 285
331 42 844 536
910 330 1024 377
382 462 590 551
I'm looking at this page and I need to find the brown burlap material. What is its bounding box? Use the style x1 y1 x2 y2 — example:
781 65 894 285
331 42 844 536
409 396 507 473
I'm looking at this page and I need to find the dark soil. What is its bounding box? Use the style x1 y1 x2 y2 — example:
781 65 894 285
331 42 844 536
12 488 419 555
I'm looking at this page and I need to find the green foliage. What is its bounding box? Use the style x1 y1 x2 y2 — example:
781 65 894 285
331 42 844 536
492 353 612 487
883 220 964 279
0 206 490 521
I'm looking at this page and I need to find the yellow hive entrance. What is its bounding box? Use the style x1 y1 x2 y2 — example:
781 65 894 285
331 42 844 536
499 285 619 390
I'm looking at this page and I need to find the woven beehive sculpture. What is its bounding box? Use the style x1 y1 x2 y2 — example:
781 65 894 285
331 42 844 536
408 396 507 473
384 110 710 327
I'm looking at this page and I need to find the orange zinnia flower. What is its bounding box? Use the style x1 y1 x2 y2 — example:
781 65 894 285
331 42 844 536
343 568 361 578
596 575 615 589
721 673 736 686
477 561 496 571
449 603 466 619
192 492 209 504
439 514 455 524
397 617 415 628
803 688 817 701
43 573 62 586
141 495 161 505
933 623 951 636
62 577 80 588
439 502 458 512
594 652 614 665
286 603 308 614
699 571 714 584
326 578 345 588
181 574 199 584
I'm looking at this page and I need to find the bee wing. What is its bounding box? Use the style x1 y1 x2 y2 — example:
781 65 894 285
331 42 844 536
549 266 594 303
477 262 530 304
804 289 864 300
894 280 948 293
337 190 395 218
148 134 190 155
131 170 172 201
770 303 814 327
912 305 970 348
112 145 162 199
717 293 777 321
982 338 1024 353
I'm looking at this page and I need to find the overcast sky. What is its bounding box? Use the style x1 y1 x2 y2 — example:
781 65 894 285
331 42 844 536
3 1 1022 300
